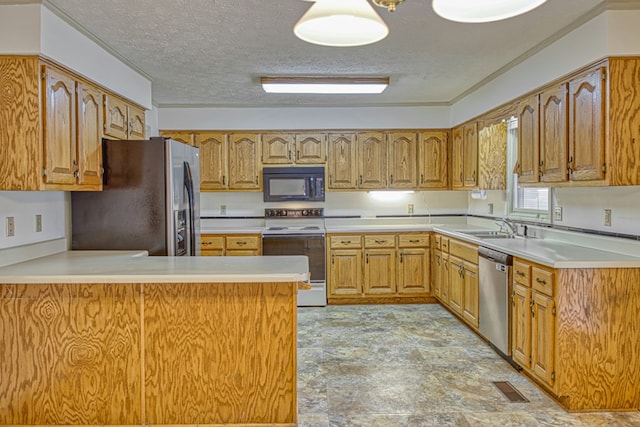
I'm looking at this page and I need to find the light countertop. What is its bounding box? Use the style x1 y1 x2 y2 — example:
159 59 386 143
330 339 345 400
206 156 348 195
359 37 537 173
0 251 310 284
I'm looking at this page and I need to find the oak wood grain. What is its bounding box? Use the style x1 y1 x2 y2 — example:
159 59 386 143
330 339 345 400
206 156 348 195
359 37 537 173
143 282 297 425
478 121 507 190
0 283 142 424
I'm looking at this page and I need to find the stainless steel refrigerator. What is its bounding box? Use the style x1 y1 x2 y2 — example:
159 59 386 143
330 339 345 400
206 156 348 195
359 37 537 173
72 137 200 256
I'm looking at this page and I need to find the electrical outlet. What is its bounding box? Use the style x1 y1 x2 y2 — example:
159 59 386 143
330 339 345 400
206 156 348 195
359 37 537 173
220 205 227 215
604 209 612 227
488 203 494 215
35 214 42 232
553 206 563 221
408 204 414 214
6 217 15 237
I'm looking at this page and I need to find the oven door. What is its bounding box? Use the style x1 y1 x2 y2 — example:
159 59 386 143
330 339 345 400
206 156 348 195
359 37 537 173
262 234 326 306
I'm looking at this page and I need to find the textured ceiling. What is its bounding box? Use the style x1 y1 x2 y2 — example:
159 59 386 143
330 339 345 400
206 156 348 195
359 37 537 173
42 0 611 107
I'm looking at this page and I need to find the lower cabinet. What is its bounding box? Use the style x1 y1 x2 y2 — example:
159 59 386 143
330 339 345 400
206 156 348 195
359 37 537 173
511 258 556 390
327 232 431 303
432 234 479 330
200 234 261 256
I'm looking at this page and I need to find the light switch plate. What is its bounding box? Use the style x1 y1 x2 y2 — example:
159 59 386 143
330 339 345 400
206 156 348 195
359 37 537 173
35 214 42 232
6 216 15 237
604 209 612 227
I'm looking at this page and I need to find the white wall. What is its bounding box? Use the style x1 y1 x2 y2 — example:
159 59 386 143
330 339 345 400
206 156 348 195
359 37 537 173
0 3 40 53
157 106 451 131
200 190 468 218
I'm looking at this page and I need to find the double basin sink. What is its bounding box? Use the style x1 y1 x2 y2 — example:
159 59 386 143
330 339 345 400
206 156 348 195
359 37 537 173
464 230 521 240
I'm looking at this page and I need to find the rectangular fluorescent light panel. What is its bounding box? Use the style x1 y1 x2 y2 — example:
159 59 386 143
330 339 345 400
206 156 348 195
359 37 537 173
261 77 389 94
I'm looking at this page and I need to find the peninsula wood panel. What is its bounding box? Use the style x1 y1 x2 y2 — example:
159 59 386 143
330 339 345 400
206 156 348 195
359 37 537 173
556 268 640 411
478 122 507 190
0 283 142 425
0 56 41 190
143 282 297 424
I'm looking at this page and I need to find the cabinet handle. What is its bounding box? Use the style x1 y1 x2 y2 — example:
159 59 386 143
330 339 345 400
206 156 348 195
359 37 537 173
237 241 247 246
255 175 258 184
374 240 387 244
332 254 335 264
472 170 476 181
420 174 424 184
460 173 463 183
409 239 420 243
359 175 363 185
297 150 300 160
390 174 394 184
341 240 352 245
400 252 403 263
366 253 369 264
436 257 440 266
516 270 526 277
535 278 547 285
288 150 292 160
223 175 226 186
531 300 535 317
203 241 212 246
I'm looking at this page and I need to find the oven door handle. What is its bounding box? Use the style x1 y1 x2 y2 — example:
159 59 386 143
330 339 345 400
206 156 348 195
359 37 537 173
262 234 326 239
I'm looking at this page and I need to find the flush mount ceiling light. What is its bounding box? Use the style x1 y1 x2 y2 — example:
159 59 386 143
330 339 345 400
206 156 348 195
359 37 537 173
294 0 389 47
261 77 389 94
372 0 406 13
432 0 548 23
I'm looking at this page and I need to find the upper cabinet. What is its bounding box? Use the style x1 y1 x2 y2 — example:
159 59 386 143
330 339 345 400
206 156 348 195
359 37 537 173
327 133 358 189
452 123 478 189
159 130 195 146
517 94 540 184
388 132 417 189
227 133 261 190
195 132 227 191
0 57 124 191
104 93 145 140
478 122 507 190
539 83 569 183
417 130 448 189
358 132 387 188
262 132 326 164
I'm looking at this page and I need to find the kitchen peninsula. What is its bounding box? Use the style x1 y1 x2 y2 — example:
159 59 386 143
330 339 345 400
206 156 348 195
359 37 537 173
0 251 309 426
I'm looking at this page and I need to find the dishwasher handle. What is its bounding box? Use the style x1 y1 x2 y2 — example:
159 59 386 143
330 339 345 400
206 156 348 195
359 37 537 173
478 246 513 266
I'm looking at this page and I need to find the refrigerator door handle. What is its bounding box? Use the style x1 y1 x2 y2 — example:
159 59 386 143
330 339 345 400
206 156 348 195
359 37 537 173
184 161 197 256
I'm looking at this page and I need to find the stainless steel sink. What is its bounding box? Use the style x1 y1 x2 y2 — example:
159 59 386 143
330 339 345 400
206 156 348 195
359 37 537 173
463 231 517 239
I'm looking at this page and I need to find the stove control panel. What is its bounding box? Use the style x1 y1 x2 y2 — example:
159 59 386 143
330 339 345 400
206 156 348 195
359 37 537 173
265 208 324 217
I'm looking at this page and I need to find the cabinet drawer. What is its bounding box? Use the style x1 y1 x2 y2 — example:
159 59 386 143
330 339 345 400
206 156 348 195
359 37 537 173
226 235 260 250
532 266 554 296
201 235 224 250
513 259 531 286
448 239 477 264
398 234 429 247
441 237 450 252
364 235 396 248
330 235 362 249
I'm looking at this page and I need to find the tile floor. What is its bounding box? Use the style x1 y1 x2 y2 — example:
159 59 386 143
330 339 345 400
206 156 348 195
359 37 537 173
296 304 640 427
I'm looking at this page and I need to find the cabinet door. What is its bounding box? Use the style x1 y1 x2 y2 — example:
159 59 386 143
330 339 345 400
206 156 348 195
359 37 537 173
448 255 464 315
228 133 261 189
462 123 478 188
42 65 77 185
196 132 228 190
517 94 540 183
358 132 387 188
295 132 326 164
418 131 448 189
462 261 479 328
77 82 103 187
262 132 294 164
432 249 442 299
201 235 224 256
540 84 569 183
398 248 430 294
329 249 362 296
159 131 195 146
103 94 129 140
363 249 396 294
532 292 556 387
127 105 146 139
327 133 357 189
388 132 417 188
451 126 464 189
512 284 532 369
568 67 606 181
477 122 507 190
440 252 450 304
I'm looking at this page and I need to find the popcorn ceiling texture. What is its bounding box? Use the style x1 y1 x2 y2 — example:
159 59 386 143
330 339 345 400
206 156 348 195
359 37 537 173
47 0 602 107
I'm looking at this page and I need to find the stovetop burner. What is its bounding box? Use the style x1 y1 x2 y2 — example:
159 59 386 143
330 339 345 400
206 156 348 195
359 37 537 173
263 209 325 236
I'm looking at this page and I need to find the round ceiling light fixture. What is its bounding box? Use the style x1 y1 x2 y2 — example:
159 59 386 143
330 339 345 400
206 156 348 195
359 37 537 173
294 0 389 47
432 0 548 23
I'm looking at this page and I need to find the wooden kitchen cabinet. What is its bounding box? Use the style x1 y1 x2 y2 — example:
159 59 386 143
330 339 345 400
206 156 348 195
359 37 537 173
0 57 110 191
511 258 556 390
462 260 479 328
451 123 477 189
104 93 145 140
358 132 387 188
448 255 464 315
262 132 327 164
328 232 432 303
195 132 227 190
200 234 261 256
477 122 507 190
539 83 569 183
159 130 195 146
417 130 449 189
517 94 540 184
388 132 417 188
327 133 358 189
228 133 261 190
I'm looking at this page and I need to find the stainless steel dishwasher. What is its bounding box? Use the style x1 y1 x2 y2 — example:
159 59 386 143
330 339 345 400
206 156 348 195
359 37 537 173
478 246 514 363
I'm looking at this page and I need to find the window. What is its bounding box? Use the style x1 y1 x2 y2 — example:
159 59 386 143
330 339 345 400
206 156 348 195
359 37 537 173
506 117 551 221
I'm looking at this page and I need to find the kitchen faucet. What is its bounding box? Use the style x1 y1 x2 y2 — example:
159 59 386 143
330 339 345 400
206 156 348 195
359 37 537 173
495 218 517 236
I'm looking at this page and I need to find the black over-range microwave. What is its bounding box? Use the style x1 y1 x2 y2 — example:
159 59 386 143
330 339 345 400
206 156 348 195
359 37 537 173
263 166 325 202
